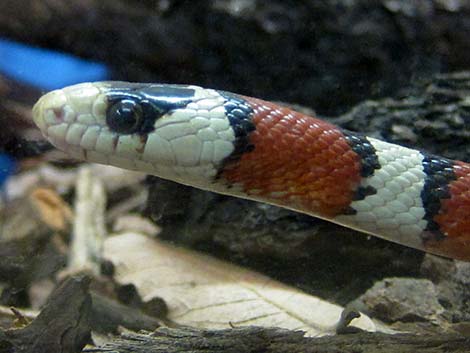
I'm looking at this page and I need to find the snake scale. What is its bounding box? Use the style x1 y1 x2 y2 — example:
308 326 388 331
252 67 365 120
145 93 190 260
32 82 470 261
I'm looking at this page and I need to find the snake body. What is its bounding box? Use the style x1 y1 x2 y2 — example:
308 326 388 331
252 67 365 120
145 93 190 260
32 82 470 261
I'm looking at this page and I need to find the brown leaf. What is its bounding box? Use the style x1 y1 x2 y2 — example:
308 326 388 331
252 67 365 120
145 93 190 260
104 233 381 337
29 187 73 231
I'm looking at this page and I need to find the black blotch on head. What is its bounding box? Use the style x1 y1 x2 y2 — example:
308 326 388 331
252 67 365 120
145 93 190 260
105 84 194 135
421 154 457 234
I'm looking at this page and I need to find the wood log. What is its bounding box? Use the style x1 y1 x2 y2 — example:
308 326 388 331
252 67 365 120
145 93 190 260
93 327 470 353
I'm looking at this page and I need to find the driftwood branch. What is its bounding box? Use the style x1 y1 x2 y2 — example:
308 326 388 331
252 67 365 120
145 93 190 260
1 276 92 353
90 327 470 353
1 278 468 353
89 292 161 334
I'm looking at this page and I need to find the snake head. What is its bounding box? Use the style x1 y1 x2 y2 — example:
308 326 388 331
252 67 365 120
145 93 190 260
32 81 239 184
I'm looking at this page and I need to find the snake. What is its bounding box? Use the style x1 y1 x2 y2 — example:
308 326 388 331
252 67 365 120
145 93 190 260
32 81 470 261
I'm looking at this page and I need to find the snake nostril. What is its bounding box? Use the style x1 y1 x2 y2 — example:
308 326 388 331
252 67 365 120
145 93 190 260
53 107 65 122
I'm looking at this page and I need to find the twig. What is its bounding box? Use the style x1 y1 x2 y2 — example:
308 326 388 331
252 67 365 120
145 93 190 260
67 167 106 276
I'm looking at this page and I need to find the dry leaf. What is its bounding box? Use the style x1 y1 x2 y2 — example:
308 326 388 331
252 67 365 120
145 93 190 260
29 188 73 231
104 233 380 337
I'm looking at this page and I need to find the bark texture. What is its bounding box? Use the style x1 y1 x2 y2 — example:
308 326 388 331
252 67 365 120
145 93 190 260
93 327 470 353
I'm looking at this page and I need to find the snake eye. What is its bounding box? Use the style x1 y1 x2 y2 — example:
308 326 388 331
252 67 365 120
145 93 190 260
106 99 143 133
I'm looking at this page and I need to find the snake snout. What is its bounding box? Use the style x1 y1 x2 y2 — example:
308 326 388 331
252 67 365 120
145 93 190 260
32 89 68 134
33 82 103 132
32 82 105 159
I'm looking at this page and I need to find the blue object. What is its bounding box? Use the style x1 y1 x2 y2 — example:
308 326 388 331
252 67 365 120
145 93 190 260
0 37 109 90
0 154 16 188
